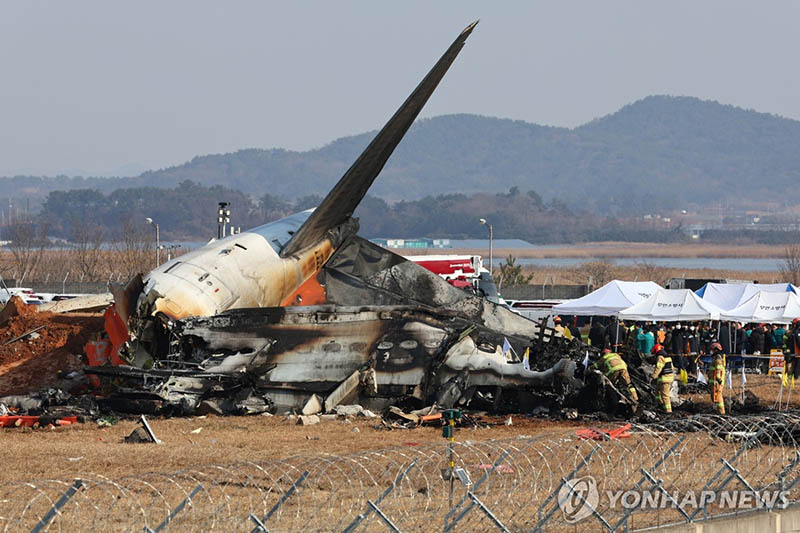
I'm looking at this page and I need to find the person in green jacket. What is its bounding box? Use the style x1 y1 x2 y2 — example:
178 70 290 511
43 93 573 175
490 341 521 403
590 349 639 407
774 324 787 350
636 325 655 355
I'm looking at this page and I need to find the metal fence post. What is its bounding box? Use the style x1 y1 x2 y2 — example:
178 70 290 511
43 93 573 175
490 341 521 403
465 491 510 532
532 445 601 532
443 450 511 532
343 460 417 533
30 479 85 533
249 470 309 533
144 484 203 533
611 436 687 531
687 429 765 521
365 500 401 533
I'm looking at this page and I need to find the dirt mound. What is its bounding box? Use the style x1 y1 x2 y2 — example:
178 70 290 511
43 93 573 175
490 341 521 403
0 296 38 327
0 303 104 395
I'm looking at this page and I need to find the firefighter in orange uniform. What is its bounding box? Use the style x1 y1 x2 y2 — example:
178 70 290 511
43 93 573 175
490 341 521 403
708 342 726 415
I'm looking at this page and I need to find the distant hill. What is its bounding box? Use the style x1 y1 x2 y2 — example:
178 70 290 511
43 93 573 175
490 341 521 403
7 96 800 214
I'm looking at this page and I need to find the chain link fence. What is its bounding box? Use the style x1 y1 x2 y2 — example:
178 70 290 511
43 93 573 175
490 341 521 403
3 413 800 532
1 278 111 295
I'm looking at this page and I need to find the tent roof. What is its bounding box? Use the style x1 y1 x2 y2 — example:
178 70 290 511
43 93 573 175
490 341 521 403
719 290 800 324
696 282 797 311
619 288 725 322
552 280 661 316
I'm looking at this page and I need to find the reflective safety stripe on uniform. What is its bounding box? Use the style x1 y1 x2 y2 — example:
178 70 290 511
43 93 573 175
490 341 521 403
602 353 627 377
710 357 726 414
658 380 672 413
610 368 638 404
711 382 725 414
657 357 674 383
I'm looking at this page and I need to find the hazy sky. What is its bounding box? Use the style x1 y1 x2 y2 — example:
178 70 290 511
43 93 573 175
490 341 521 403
2 1 799 176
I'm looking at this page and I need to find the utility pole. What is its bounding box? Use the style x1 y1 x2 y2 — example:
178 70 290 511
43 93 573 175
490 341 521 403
145 217 160 266
217 202 230 239
479 218 494 274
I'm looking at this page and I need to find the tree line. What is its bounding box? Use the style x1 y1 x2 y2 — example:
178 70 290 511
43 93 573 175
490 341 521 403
14 182 800 246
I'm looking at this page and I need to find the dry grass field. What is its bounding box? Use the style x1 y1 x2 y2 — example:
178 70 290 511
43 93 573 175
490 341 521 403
0 414 583 483
0 242 790 285
527 264 780 284
0 373 791 485
408 242 792 284
444 242 785 259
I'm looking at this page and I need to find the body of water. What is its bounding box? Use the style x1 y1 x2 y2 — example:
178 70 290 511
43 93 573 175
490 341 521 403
443 239 537 248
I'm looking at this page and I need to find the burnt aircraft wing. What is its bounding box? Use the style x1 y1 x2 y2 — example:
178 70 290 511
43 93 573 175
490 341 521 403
280 20 478 258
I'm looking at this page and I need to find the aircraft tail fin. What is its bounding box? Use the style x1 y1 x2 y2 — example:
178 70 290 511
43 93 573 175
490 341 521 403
280 20 478 257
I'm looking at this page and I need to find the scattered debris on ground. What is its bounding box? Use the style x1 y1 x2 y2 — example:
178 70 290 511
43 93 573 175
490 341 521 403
0 290 794 437
0 296 103 395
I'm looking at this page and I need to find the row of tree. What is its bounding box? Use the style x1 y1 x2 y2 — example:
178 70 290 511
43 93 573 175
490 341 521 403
13 181 800 247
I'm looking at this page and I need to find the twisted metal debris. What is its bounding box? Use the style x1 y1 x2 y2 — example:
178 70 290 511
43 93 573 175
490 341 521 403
3 413 800 532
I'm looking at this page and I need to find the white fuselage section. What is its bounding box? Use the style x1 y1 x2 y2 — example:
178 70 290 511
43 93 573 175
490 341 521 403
138 210 333 321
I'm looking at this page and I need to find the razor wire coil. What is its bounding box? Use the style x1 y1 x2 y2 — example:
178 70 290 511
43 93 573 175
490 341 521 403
3 413 800 532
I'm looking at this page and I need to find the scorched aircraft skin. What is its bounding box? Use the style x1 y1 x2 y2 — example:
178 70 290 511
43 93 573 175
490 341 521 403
97 22 607 414
116 21 479 358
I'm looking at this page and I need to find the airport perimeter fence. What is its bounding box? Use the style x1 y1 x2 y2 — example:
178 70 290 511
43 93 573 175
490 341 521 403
501 284 589 301
4 413 800 532
2 279 109 295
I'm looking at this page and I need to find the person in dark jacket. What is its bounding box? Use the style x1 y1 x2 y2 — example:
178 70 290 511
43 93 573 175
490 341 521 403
790 319 800 354
589 319 608 350
607 319 626 351
764 324 774 354
735 323 748 355
670 323 687 372
750 324 765 355
687 326 699 354
786 319 800 382
669 324 685 355
718 322 731 354
569 317 582 342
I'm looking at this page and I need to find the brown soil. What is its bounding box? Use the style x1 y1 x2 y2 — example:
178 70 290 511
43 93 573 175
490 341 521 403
0 299 103 395
0 414 586 483
0 372 792 484
683 371 800 409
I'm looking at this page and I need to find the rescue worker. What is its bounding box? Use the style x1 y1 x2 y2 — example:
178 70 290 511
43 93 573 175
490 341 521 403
554 316 572 340
650 349 674 414
590 348 639 407
708 342 726 415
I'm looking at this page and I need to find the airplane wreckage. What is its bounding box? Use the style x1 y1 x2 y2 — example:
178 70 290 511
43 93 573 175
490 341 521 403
84 22 644 418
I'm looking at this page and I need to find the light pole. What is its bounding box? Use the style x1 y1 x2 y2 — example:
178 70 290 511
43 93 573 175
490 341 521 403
479 218 493 274
217 202 230 239
145 217 160 266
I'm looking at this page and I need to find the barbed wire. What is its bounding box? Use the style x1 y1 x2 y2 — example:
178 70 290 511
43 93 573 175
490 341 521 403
2 413 800 532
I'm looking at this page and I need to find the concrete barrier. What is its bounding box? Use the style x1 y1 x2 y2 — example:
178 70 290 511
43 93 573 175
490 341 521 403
656 505 800 533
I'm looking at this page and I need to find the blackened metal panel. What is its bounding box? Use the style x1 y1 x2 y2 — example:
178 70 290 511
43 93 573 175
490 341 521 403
321 236 471 308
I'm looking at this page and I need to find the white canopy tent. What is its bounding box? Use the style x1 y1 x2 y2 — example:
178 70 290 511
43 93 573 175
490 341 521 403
719 290 800 324
619 288 725 322
552 280 661 316
696 282 797 311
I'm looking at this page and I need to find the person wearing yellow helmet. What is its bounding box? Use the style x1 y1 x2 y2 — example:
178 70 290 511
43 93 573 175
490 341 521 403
708 342 726 415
